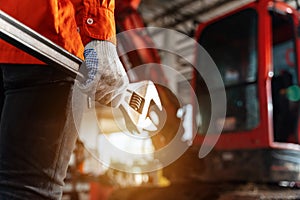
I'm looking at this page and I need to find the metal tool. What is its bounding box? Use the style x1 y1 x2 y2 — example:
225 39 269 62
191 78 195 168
120 80 162 133
0 10 162 133
0 10 83 78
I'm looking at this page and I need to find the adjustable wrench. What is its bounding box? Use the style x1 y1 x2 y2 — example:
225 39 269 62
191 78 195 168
120 80 162 133
0 10 162 133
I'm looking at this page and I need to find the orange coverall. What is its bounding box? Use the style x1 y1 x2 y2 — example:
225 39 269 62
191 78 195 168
0 0 116 64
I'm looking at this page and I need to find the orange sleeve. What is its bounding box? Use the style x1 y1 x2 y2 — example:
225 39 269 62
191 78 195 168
71 0 116 45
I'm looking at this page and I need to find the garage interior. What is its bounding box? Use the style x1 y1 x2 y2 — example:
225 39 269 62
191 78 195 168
2 0 300 200
58 0 300 199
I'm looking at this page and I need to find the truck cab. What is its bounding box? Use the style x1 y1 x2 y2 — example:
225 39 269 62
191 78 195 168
194 0 300 183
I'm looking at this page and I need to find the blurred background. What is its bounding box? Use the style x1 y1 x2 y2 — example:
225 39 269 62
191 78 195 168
62 0 300 199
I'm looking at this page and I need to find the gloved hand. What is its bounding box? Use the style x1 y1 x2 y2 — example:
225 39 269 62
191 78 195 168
79 40 129 107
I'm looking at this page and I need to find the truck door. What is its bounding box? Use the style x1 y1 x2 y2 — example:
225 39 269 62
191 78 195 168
270 8 300 143
196 8 260 134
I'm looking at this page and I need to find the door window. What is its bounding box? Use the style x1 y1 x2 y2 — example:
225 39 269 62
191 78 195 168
271 10 299 143
196 9 259 133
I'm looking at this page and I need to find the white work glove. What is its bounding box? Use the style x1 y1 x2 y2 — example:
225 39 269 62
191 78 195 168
79 40 129 107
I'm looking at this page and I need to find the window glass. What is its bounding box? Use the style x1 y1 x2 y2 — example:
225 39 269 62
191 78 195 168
271 11 299 143
196 9 259 133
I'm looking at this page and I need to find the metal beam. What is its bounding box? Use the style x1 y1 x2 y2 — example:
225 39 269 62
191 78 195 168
146 0 198 24
161 0 237 28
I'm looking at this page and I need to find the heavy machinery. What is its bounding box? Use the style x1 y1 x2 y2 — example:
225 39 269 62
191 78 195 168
194 0 300 184
5 0 300 199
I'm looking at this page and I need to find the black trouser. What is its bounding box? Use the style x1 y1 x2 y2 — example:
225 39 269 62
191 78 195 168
0 64 78 199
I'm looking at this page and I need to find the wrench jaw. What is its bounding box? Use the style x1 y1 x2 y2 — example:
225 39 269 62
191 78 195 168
120 81 162 134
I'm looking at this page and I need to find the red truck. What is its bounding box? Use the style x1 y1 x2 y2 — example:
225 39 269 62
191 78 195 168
193 0 300 184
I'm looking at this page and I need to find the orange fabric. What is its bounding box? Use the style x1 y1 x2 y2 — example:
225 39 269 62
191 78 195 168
0 0 116 64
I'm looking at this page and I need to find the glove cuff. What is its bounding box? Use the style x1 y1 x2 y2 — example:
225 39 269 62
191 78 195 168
84 40 119 59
